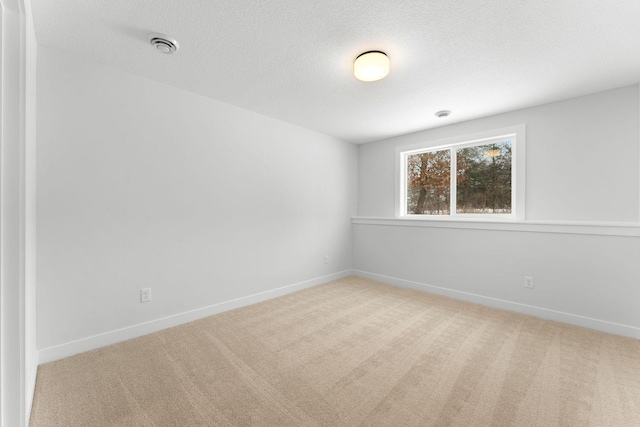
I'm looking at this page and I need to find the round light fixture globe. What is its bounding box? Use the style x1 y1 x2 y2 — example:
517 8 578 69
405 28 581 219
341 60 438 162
354 51 389 82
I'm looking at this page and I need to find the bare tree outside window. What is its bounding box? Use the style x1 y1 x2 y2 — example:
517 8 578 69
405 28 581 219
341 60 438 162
406 149 451 214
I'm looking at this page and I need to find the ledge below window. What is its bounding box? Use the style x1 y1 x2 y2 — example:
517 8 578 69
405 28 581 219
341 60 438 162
351 217 640 237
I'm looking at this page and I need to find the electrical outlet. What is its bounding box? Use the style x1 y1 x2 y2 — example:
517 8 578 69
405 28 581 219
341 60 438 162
140 287 152 303
524 277 534 289
324 255 329 264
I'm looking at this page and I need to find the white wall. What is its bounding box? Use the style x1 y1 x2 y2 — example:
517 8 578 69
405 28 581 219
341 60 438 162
359 85 639 222
353 223 640 336
1 0 37 425
36 46 357 360
1 7 24 425
355 86 640 338
24 0 37 419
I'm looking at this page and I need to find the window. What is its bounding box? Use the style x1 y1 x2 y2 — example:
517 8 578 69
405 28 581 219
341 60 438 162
397 126 525 219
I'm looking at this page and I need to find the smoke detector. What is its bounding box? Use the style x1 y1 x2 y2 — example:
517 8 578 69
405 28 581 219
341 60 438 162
148 33 179 54
435 110 451 118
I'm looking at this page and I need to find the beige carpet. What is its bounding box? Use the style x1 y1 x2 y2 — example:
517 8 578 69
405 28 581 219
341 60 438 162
30 276 640 426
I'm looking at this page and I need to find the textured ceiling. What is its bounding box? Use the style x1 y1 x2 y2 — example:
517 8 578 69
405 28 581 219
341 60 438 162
30 0 640 143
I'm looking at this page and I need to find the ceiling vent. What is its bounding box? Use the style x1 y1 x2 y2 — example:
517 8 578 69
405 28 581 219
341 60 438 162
148 33 179 54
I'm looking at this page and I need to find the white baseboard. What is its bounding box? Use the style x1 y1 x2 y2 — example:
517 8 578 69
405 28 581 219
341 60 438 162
38 270 352 364
353 270 640 340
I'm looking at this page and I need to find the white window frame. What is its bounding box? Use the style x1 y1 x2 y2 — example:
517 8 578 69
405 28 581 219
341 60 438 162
396 125 526 220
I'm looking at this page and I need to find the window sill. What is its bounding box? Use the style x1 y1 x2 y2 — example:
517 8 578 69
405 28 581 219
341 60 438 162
351 216 640 237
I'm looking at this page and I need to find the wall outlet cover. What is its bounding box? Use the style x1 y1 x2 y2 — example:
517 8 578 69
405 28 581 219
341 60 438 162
524 277 534 289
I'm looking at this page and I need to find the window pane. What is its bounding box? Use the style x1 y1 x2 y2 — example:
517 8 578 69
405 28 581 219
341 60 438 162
456 141 512 214
406 149 451 215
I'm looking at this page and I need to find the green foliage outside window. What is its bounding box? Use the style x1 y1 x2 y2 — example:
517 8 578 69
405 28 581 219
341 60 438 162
456 141 512 214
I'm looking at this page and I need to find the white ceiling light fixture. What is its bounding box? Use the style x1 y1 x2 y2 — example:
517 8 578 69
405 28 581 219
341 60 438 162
148 33 179 54
354 51 389 82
